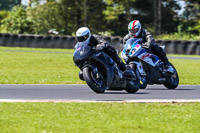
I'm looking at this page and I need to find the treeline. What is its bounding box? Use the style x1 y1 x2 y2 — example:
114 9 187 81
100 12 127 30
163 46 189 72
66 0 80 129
0 0 199 37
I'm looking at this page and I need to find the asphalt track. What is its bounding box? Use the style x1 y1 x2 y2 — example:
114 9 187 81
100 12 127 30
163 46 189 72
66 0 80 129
0 84 199 102
0 50 199 102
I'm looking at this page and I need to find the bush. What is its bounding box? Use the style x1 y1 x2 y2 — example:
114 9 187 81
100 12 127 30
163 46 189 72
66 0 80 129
0 6 33 34
0 10 9 32
0 10 9 21
27 2 66 35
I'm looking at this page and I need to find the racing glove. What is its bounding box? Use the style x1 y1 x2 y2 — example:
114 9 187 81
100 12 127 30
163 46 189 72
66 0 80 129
96 43 108 51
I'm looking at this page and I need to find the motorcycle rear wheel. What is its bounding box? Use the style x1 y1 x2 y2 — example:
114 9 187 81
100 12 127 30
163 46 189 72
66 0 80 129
83 67 106 93
164 63 179 89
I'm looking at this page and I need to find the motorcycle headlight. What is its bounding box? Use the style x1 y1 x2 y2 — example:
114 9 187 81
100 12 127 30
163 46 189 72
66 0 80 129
121 51 127 59
130 48 136 56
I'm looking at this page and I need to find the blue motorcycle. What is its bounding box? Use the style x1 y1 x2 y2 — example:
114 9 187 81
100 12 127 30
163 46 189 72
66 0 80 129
121 38 179 89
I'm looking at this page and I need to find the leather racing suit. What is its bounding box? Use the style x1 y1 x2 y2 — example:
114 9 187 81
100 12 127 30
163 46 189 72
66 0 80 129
123 28 170 66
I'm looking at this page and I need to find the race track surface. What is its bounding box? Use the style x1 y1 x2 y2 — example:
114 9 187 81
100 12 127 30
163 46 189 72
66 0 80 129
0 84 199 102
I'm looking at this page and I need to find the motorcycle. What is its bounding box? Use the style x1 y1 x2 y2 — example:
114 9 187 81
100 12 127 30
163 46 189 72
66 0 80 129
73 41 140 93
121 38 179 89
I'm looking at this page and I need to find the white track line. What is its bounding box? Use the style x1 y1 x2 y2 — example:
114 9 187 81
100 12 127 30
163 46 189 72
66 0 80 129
0 99 200 103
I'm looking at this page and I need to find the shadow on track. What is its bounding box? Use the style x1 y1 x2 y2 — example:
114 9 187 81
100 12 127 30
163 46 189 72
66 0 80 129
103 91 149 94
146 88 195 90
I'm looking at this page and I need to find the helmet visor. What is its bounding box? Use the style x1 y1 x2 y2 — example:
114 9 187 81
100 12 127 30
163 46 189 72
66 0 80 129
76 33 89 42
129 28 139 34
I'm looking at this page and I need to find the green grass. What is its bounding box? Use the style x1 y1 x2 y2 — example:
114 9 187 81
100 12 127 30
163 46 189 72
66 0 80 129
0 47 199 133
168 54 200 58
169 59 200 85
156 33 200 40
0 47 84 84
0 46 199 84
0 102 200 133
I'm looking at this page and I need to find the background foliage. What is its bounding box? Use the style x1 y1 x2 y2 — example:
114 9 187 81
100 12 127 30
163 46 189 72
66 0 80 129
0 0 199 39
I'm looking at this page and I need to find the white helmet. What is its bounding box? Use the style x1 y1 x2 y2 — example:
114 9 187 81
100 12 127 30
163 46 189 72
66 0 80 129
128 20 142 37
76 27 91 43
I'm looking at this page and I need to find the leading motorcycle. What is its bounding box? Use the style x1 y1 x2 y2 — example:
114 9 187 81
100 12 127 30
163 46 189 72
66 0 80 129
73 41 140 93
121 38 179 89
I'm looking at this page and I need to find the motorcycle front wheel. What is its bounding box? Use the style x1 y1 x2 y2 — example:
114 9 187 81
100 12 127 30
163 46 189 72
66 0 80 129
83 67 106 93
125 80 140 93
129 63 147 89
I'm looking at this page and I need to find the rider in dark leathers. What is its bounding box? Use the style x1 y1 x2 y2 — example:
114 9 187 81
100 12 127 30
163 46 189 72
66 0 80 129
123 20 172 72
76 27 134 80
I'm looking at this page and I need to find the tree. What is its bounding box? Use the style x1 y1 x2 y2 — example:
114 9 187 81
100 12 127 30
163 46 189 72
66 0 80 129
182 0 200 20
178 0 200 34
1 6 33 34
59 0 106 34
27 1 65 34
0 0 187 36
103 0 136 35
0 0 20 10
0 10 9 32
161 0 181 34
84 0 107 34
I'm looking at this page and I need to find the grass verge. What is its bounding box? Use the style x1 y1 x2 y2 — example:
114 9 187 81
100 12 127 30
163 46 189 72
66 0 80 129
0 47 83 84
0 46 199 84
0 102 200 133
156 33 200 40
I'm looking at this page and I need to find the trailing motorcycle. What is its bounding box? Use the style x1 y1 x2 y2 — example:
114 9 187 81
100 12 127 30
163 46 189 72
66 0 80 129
121 38 179 89
73 41 140 93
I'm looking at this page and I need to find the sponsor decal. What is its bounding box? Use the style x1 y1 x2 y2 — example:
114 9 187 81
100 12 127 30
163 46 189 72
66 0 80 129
141 53 150 60
135 44 140 48
77 47 81 51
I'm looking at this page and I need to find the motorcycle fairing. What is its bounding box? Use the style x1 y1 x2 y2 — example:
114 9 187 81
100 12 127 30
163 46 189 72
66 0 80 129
129 61 146 76
137 51 159 67
122 38 160 67
74 41 126 90
73 42 91 67
91 51 126 89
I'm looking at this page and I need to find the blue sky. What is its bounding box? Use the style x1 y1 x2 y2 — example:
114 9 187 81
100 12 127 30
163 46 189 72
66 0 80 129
21 0 28 5
177 1 186 15
22 0 46 5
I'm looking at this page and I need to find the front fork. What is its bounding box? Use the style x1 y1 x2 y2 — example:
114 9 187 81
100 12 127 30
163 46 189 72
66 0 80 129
79 62 101 81
129 61 147 85
129 61 146 76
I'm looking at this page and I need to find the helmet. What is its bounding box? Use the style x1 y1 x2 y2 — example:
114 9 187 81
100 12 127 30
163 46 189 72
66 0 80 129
76 27 91 43
128 20 141 37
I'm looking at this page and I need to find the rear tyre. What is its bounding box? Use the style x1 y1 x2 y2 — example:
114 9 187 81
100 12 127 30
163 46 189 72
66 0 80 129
83 67 106 93
164 63 179 89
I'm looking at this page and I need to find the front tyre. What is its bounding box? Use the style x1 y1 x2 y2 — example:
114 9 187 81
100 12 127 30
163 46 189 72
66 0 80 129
129 63 147 89
164 63 179 89
83 67 106 93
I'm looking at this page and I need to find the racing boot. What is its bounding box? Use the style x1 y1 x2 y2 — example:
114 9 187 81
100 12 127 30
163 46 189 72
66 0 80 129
159 54 174 73
106 47 136 78
164 62 174 73
114 58 135 77
152 45 174 73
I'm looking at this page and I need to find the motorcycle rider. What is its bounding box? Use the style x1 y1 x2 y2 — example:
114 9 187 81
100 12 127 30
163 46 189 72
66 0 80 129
75 27 135 80
123 20 173 73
